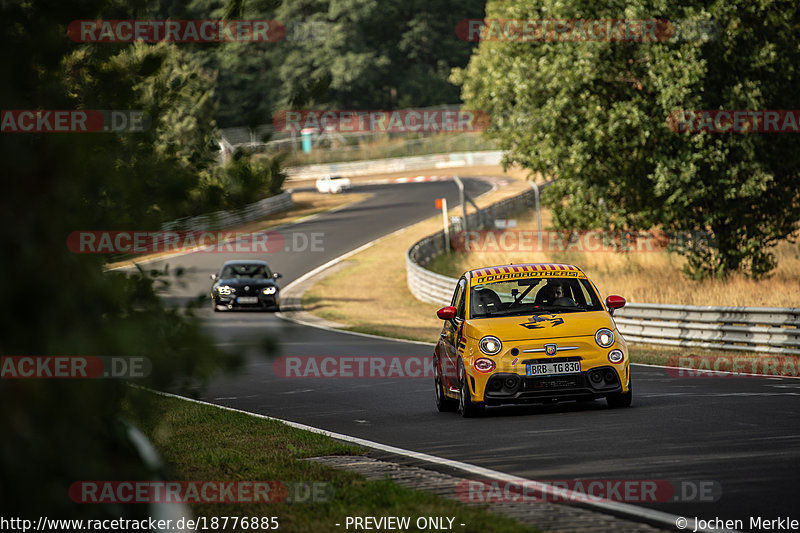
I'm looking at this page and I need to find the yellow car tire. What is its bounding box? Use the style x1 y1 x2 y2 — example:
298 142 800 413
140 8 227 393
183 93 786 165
435 376 458 412
606 376 633 408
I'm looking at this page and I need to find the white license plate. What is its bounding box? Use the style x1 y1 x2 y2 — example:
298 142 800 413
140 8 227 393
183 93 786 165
237 296 259 304
527 361 581 376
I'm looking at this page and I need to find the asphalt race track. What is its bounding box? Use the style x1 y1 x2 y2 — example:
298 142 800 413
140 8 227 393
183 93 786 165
142 178 800 531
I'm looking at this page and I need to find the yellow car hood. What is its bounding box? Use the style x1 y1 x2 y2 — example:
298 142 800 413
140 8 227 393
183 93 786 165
464 311 615 342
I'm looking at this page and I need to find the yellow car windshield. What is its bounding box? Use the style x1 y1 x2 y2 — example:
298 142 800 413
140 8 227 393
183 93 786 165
470 277 603 317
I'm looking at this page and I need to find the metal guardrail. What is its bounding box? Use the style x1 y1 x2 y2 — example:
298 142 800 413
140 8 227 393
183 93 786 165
286 151 503 180
160 191 293 232
108 192 294 265
405 188 800 355
406 186 538 304
615 304 800 355
406 255 458 305
220 105 481 151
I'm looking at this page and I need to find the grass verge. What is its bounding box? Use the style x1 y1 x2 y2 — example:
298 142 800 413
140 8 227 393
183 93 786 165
125 391 539 533
302 168 534 343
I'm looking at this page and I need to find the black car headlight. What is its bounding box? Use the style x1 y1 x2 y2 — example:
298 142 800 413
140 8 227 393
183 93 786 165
262 286 277 295
595 328 615 348
217 285 235 296
479 336 502 355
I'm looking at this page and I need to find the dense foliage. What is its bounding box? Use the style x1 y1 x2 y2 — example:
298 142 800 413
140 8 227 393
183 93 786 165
180 0 485 127
0 0 483 516
0 0 239 517
457 0 800 278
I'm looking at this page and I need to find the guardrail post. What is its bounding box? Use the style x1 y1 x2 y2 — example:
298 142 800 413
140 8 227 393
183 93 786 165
530 181 542 251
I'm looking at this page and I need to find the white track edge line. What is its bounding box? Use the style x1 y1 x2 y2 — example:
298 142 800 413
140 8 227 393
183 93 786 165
148 388 728 533
275 225 434 347
275 176 500 346
278 314 436 347
632 361 800 380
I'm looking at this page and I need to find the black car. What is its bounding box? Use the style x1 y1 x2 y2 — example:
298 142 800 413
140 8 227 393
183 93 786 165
210 260 282 312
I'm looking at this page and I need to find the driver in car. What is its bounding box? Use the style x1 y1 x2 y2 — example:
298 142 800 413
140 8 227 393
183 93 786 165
537 280 575 306
547 282 565 300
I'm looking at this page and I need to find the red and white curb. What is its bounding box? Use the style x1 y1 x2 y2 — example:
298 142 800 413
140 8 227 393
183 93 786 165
391 175 452 183
364 175 454 185
364 175 512 187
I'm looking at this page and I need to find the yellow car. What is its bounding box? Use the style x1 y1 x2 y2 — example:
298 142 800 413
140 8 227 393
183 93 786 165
433 263 630 417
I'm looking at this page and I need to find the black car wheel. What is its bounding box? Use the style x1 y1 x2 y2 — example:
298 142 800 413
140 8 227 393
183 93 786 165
435 374 457 412
458 361 484 418
607 376 632 408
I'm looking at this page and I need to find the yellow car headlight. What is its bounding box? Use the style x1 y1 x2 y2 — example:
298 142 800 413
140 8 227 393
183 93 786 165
479 336 502 355
595 328 615 348
594 328 614 348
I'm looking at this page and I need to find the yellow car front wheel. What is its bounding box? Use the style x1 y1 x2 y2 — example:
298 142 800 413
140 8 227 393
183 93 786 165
606 375 633 408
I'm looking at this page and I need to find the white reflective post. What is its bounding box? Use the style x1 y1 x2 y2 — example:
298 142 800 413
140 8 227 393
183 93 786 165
437 197 450 252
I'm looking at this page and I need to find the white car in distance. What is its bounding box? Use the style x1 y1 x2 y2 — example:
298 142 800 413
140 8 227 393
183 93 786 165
315 175 351 194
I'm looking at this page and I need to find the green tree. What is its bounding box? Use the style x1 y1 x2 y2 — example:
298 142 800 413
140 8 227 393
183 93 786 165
180 0 283 128
0 0 248 517
275 0 484 110
223 149 287 206
148 0 485 128
456 0 800 278
61 39 228 225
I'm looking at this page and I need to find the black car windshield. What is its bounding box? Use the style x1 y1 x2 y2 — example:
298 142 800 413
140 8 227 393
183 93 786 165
470 276 604 318
221 264 273 279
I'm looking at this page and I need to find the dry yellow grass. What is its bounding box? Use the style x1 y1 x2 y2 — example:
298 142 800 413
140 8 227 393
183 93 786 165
303 169 534 341
303 169 799 364
430 207 800 308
